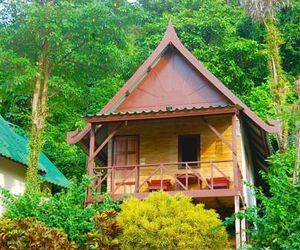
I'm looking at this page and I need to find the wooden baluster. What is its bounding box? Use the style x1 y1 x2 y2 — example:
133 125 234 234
232 114 238 190
185 163 188 190
197 162 200 189
193 163 200 189
135 165 139 193
97 175 102 193
109 167 112 194
160 164 163 190
211 161 214 189
112 166 115 195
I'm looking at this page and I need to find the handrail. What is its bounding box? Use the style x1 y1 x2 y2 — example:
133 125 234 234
94 159 233 171
94 159 235 195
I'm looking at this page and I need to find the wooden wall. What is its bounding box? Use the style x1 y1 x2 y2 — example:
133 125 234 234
106 115 242 193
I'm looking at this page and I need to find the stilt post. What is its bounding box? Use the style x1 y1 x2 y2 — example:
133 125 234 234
235 195 241 249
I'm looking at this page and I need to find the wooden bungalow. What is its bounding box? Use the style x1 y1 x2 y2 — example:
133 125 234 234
67 22 279 248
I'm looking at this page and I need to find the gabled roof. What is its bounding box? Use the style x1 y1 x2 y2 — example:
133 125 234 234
67 21 279 145
0 115 69 188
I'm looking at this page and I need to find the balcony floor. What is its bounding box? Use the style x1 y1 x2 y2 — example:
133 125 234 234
111 188 239 200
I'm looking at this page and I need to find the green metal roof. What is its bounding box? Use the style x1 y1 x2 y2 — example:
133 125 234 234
0 115 69 188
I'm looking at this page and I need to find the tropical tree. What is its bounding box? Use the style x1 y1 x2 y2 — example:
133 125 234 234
292 77 300 185
240 0 291 151
0 0 134 190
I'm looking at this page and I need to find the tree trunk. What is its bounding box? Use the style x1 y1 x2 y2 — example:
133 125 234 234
264 19 289 152
293 133 300 186
25 39 50 194
293 78 300 186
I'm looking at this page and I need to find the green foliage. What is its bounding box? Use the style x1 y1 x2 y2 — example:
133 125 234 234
1 0 299 182
279 0 300 77
0 218 77 249
244 82 275 120
251 148 300 249
229 148 300 249
117 191 228 250
0 0 138 180
86 210 121 250
1 176 121 247
0 1 299 249
265 19 289 106
26 126 43 194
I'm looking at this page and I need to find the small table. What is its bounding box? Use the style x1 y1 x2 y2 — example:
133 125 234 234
147 179 172 191
175 173 202 190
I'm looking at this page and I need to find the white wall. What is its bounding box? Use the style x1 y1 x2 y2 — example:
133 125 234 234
239 124 257 208
0 156 26 215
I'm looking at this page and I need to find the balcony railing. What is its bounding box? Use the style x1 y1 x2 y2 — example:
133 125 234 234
93 160 242 197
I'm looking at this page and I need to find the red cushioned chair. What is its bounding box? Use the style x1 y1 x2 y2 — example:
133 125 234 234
206 177 230 189
147 179 172 192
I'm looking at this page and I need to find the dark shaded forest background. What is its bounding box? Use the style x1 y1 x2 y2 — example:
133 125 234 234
0 0 299 180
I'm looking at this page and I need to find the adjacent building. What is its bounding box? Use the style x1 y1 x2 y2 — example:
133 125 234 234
0 115 68 214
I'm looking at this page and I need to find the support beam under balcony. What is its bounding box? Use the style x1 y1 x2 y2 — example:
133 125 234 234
235 195 241 249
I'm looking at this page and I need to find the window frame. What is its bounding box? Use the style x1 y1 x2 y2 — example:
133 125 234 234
178 134 200 169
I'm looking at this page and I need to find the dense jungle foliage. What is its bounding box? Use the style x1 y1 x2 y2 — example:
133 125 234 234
0 0 299 249
0 0 299 179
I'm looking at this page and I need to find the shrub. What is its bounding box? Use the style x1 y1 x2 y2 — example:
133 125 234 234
86 210 121 250
1 176 121 247
238 149 300 249
116 191 228 250
0 218 77 249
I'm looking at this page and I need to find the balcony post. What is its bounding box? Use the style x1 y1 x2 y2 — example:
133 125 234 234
232 114 238 190
185 163 188 190
210 161 214 189
160 164 163 190
135 166 140 193
86 123 96 203
241 209 247 247
88 123 96 177
235 195 241 249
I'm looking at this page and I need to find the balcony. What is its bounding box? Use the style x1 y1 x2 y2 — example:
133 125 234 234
91 160 242 201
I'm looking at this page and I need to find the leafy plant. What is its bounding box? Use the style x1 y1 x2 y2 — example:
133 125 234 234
225 148 300 249
0 218 77 249
1 176 121 247
116 191 228 250
248 149 300 249
86 210 121 250
3 0 299 183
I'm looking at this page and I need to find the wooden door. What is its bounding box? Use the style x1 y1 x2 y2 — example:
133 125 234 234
112 136 139 193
